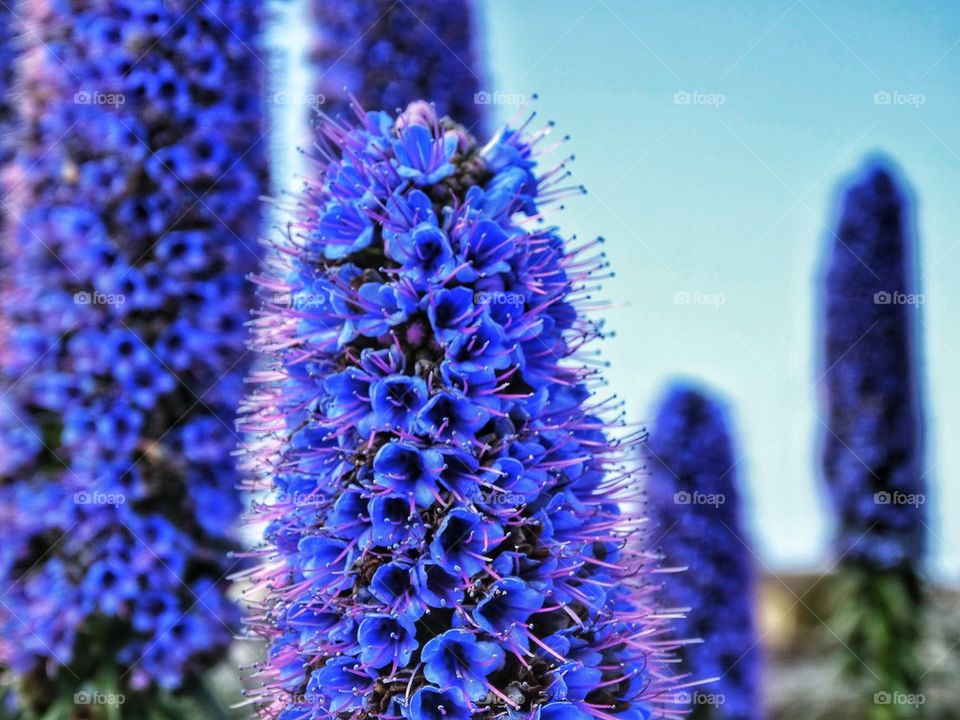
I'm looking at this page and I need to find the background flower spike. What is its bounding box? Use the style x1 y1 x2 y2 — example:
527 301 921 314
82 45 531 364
0 1 268 716
646 381 764 720
237 102 686 720
818 158 926 720
308 0 486 131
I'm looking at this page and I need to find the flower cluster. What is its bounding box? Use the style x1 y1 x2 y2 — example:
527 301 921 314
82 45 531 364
820 160 925 570
0 0 266 708
239 102 684 720
646 383 761 720
309 0 484 129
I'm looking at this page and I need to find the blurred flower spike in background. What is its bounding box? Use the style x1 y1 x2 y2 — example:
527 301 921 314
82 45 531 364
647 381 763 720
0 1 267 716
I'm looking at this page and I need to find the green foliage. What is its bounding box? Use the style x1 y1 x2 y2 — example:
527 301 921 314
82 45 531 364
829 567 924 720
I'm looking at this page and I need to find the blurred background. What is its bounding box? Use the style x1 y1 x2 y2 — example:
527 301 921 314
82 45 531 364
475 0 960 580
462 3 960 717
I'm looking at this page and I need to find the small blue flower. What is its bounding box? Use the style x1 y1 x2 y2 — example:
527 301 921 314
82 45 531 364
298 536 355 594
82 558 139 616
369 561 422 620
412 561 464 609
369 495 424 548
131 591 180 634
454 218 515 280
373 441 444 507
392 223 458 286
426 287 478 343
447 315 513 378
391 124 457 186
328 488 371 543
421 629 504 700
325 366 374 421
474 577 543 650
357 613 418 669
536 702 594 720
354 282 417 337
429 508 502 578
436 448 480 499
385 190 438 252
318 202 375 260
310 657 377 712
478 165 539 218
481 456 541 507
369 374 429 432
407 686 471 720
417 391 490 443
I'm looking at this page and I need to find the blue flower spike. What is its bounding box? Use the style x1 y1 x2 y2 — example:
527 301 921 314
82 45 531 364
0 0 267 714
239 102 686 720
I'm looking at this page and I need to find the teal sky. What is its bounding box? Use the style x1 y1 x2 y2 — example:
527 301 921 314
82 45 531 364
479 0 960 578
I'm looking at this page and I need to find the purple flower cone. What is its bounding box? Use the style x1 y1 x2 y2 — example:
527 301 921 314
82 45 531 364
238 102 686 720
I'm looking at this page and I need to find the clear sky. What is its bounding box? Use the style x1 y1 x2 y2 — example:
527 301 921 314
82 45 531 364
478 0 960 579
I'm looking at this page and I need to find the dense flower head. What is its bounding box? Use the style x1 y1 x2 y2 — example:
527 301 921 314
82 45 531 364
309 0 484 129
646 383 762 720
239 102 685 720
820 159 925 570
0 0 267 706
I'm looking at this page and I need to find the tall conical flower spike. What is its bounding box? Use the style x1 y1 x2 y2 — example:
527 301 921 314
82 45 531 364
0 1 268 715
238 103 686 720
818 159 926 716
820 159 925 568
309 0 485 129
646 382 763 720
